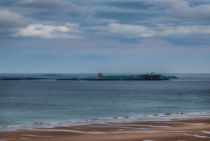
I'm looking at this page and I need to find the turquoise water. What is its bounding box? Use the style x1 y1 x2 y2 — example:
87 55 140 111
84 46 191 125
0 73 210 130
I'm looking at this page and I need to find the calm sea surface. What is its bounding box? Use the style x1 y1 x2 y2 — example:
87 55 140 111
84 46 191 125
0 73 210 130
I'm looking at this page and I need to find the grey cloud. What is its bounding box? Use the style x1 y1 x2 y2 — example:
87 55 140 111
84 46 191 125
90 0 210 21
0 10 30 36
143 0 210 21
14 0 84 15
173 4 210 20
0 0 15 6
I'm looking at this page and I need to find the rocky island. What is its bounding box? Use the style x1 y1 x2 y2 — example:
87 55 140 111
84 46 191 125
0 73 177 81
83 72 177 81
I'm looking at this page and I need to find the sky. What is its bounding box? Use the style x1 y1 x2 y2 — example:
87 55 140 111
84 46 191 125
0 0 210 73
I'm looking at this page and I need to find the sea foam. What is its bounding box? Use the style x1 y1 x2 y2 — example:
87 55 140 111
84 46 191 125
0 111 210 132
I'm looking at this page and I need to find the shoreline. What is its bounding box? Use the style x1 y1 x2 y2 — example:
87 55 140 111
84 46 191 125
1 111 210 132
1 118 210 141
1 111 210 131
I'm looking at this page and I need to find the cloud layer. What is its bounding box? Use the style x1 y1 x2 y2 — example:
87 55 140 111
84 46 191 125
1 0 210 40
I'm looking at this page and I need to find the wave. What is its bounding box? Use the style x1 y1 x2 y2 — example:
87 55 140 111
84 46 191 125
1 111 210 132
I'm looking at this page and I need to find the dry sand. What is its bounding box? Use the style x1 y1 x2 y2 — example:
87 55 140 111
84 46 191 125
1 118 210 141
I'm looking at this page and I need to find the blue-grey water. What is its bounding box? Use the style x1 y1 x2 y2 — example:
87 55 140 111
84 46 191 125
0 73 210 130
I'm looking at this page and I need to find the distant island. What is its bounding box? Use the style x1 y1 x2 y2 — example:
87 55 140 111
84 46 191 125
82 72 177 81
0 73 177 81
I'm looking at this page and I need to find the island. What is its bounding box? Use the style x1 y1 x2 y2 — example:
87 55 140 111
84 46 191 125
82 72 177 81
0 73 177 81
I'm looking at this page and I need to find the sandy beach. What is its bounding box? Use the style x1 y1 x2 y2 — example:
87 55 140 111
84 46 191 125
1 118 210 141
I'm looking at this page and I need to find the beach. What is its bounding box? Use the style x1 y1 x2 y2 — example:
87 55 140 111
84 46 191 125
1 118 210 141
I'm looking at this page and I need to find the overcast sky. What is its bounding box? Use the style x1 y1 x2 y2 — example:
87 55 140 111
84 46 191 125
0 0 210 73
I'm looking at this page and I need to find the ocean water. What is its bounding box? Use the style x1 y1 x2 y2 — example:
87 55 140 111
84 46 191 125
0 73 210 131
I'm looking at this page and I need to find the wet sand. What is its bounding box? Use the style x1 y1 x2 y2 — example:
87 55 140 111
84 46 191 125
1 118 210 141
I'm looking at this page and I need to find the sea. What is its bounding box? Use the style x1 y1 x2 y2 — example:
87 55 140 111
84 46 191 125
0 73 210 131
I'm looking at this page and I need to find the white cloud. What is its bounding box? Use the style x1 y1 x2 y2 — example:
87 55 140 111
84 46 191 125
16 23 83 39
0 10 83 39
108 23 210 38
108 23 155 37
159 25 210 35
